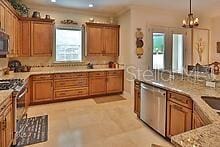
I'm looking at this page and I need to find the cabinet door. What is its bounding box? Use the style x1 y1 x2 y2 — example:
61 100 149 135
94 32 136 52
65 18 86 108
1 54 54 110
107 76 122 93
89 77 106 96
20 21 31 56
4 9 14 55
134 87 140 117
0 113 5 147
32 80 53 103
87 26 103 55
4 105 13 147
31 22 53 56
167 101 192 138
103 27 119 56
193 112 205 129
0 3 5 30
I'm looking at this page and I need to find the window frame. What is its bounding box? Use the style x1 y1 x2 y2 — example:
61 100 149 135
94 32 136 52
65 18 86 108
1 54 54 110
54 25 85 63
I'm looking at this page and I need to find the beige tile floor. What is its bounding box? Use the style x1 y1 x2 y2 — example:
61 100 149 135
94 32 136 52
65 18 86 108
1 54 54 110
27 95 173 147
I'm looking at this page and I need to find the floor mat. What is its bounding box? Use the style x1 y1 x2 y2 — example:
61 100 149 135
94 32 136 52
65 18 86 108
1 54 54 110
16 115 48 147
93 95 126 104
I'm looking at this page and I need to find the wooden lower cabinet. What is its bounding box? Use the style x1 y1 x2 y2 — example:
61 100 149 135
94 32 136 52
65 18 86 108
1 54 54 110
107 71 123 93
54 88 88 100
166 101 192 138
32 80 54 103
134 80 141 117
0 96 14 147
193 104 210 129
89 75 107 96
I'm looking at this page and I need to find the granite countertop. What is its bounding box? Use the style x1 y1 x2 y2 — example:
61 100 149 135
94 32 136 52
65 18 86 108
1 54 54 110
0 67 124 106
138 77 220 147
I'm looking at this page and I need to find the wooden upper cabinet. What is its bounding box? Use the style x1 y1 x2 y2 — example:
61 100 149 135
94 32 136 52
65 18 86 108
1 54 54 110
103 27 119 55
31 21 54 56
0 3 5 30
86 23 120 56
20 21 31 56
87 26 103 54
167 101 192 138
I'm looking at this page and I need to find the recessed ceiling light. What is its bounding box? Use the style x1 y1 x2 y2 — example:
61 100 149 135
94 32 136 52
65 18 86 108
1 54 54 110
51 0 56 3
89 4 94 8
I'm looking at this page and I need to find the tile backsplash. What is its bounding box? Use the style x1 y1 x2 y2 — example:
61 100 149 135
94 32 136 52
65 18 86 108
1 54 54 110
10 56 118 67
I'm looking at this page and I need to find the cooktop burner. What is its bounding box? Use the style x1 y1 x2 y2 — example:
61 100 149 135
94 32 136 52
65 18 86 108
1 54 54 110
0 79 24 91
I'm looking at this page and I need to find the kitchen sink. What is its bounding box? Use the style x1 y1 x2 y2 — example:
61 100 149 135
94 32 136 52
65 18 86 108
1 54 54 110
201 96 220 114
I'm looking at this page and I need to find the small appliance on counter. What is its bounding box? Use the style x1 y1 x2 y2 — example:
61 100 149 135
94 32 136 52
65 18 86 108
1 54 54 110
8 60 31 72
109 61 119 68
87 63 94 69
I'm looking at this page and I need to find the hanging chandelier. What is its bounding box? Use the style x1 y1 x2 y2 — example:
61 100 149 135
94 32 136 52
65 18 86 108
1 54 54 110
182 0 199 28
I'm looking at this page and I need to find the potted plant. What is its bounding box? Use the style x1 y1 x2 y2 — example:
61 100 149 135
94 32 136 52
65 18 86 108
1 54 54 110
8 0 29 17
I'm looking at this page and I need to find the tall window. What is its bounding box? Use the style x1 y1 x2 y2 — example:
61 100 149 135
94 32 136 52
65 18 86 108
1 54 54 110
172 34 184 73
56 28 83 62
153 33 165 70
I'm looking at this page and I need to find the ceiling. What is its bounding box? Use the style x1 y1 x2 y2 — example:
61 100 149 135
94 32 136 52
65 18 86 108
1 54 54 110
23 0 220 16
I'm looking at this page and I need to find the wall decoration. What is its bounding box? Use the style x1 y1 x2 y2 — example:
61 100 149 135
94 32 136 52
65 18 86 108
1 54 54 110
192 28 209 65
8 0 29 16
217 42 220 53
60 19 78 25
136 28 144 59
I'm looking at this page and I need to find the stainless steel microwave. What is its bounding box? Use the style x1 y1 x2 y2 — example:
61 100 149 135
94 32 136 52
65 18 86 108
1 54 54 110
0 30 9 56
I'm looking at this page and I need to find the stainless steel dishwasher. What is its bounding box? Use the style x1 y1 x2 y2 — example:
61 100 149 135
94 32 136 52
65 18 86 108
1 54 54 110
140 83 167 137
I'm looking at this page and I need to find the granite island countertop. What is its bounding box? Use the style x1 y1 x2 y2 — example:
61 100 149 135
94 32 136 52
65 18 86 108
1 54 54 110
138 77 220 147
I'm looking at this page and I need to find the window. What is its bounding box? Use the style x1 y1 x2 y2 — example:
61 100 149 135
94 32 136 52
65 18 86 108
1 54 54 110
153 33 165 70
55 28 83 62
172 34 184 73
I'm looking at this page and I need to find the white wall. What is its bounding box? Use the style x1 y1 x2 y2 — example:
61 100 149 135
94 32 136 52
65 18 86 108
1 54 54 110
211 16 220 62
117 5 212 98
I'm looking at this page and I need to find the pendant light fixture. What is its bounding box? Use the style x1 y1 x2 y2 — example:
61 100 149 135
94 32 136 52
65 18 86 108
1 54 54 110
182 0 199 28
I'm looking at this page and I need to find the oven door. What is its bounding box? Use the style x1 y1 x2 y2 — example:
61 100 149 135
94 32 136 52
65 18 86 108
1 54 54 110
16 88 27 121
0 31 9 56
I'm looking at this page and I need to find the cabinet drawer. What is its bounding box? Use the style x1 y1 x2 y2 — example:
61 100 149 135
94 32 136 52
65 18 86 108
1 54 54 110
54 88 88 99
54 79 88 90
107 70 122 76
32 74 54 81
54 72 88 79
168 91 192 109
89 72 106 77
54 73 74 79
134 80 141 88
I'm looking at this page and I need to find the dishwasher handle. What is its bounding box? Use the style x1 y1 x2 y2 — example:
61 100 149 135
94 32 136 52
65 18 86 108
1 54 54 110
141 84 166 96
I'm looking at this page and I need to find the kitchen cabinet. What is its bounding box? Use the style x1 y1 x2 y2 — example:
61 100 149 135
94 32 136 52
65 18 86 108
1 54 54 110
54 72 89 100
87 25 103 54
86 23 120 56
167 100 192 138
107 71 123 94
31 21 54 57
20 21 31 56
32 75 54 103
0 95 13 147
0 2 5 30
193 104 210 129
103 27 119 55
134 80 141 118
89 72 107 96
